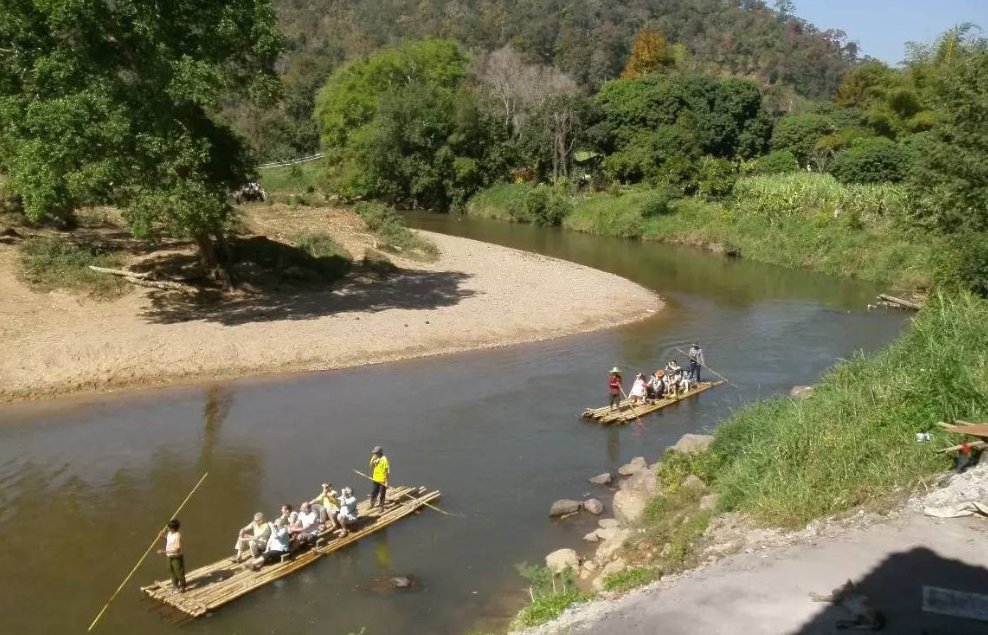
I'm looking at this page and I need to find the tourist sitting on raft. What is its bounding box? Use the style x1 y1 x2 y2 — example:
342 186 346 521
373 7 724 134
309 483 338 525
608 367 623 410
248 518 290 571
648 370 666 400
288 502 322 548
628 372 648 404
233 512 272 563
334 486 359 537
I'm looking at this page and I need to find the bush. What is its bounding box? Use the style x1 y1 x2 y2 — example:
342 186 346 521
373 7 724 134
18 237 127 298
465 183 533 221
641 188 674 217
525 185 572 226
656 154 700 196
830 137 907 184
697 157 737 199
354 201 439 259
935 232 988 297
746 150 799 175
734 173 906 225
512 563 588 628
771 114 835 166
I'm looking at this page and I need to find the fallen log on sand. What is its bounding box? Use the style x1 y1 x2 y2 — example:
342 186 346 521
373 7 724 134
88 265 196 293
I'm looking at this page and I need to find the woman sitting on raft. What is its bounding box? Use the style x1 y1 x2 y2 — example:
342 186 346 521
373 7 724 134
629 373 648 404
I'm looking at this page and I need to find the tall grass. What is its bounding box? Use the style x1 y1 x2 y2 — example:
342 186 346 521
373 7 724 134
465 183 533 221
355 202 439 261
258 161 322 194
511 563 588 629
702 292 988 526
18 237 128 299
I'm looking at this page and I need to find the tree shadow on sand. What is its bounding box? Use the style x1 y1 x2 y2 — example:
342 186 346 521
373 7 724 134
140 265 477 326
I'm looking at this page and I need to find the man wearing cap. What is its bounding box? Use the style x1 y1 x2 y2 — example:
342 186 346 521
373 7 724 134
233 512 272 563
688 343 704 383
608 367 623 410
369 446 390 510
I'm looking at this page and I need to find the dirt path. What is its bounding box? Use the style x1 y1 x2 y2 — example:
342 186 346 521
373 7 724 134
517 512 988 635
0 207 661 404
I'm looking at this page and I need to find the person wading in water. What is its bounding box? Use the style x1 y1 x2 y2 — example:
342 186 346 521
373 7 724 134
369 446 390 510
608 367 623 410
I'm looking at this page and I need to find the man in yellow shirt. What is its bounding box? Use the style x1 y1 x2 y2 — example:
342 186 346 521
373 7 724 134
369 446 390 510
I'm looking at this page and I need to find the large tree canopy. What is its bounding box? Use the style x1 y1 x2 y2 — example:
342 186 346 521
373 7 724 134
0 0 282 269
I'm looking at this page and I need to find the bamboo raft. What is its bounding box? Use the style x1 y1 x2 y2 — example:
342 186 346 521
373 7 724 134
582 381 724 424
142 485 440 618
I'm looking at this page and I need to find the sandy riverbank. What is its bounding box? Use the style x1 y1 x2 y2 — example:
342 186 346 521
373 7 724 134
0 206 661 404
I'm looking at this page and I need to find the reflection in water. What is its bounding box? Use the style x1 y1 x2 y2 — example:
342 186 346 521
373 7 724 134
0 215 909 635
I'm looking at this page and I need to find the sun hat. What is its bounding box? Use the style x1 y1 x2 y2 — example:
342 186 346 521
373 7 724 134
656 370 665 377
372 446 383 455
609 366 621 374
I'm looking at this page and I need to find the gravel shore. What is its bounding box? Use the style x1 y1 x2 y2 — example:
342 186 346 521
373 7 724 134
0 208 661 404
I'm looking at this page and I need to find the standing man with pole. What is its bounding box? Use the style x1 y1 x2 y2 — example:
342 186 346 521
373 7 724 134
688 343 704 384
157 519 186 593
369 446 390 510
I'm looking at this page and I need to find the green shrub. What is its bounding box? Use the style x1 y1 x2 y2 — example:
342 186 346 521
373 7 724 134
525 185 572 226
18 237 127 298
771 114 835 166
641 188 674 217
465 183 533 221
603 566 658 592
697 157 737 199
291 232 352 260
657 154 700 196
935 232 988 297
746 150 799 175
830 137 907 184
733 173 906 225
354 201 439 259
512 563 589 628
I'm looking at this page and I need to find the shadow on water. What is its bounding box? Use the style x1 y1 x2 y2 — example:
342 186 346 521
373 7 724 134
794 548 988 634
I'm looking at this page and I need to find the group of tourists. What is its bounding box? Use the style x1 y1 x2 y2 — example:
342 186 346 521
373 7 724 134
608 343 706 409
158 446 391 592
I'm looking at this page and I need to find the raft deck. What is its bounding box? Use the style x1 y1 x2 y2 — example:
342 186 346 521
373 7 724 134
142 485 440 618
582 381 724 424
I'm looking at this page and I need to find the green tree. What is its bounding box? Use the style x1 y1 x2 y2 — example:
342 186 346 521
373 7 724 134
829 137 907 184
0 0 282 275
771 114 835 166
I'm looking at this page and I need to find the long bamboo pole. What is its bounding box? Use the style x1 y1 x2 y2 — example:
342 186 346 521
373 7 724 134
88 472 209 631
618 386 645 426
676 348 737 388
352 470 458 517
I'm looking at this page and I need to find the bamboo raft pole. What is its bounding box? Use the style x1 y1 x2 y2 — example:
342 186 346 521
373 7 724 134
142 485 440 618
582 381 724 425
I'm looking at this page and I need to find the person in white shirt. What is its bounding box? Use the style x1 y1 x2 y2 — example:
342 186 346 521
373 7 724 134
233 512 271 563
249 518 290 570
157 518 186 593
289 502 320 547
628 373 648 404
334 487 359 537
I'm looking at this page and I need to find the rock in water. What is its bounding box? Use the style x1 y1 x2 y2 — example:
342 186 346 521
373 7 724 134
545 548 579 573
589 472 613 485
598 518 620 529
612 489 646 523
583 531 600 543
583 498 605 515
618 457 648 477
390 576 412 589
549 499 582 517
672 434 714 454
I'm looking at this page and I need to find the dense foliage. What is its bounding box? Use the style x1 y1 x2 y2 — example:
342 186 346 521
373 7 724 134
234 0 859 160
0 0 282 272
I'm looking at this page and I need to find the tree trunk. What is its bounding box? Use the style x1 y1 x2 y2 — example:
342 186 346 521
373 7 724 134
193 232 233 287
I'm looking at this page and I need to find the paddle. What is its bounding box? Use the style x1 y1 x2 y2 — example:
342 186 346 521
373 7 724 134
676 347 737 389
88 472 209 631
352 470 462 517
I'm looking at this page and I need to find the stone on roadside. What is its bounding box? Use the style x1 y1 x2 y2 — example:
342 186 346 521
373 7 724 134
592 558 628 592
583 498 605 515
545 548 579 573
683 475 707 491
618 457 648 477
589 472 613 486
598 518 620 529
549 499 582 517
790 385 814 400
672 434 714 454
583 531 600 543
699 493 719 511
595 529 631 561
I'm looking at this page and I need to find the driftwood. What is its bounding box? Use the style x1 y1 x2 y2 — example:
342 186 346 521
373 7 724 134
88 265 195 293
877 293 923 310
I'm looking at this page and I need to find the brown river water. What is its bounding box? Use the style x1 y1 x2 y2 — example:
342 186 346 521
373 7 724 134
0 214 908 635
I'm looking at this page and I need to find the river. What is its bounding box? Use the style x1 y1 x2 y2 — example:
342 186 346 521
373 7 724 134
0 214 908 635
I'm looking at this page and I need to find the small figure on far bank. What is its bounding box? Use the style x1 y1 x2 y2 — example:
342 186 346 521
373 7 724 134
608 367 623 410
369 446 390 510
157 518 186 593
688 343 705 383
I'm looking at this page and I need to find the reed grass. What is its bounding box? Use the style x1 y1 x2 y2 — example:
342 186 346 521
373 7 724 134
18 236 128 299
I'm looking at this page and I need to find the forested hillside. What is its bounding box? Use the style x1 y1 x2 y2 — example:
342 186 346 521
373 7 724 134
229 0 859 161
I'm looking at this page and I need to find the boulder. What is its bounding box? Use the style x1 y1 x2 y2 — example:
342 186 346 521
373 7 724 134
699 493 719 511
790 385 814 400
549 499 582 517
683 475 707 491
594 527 625 542
595 529 631 561
545 548 579 573
583 531 600 543
593 558 628 592
583 498 605 515
589 472 613 486
579 569 592 581
672 434 714 454
598 518 621 529
583 560 597 572
613 488 648 524
622 468 659 497
618 457 648 477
